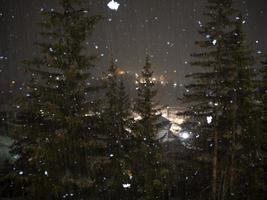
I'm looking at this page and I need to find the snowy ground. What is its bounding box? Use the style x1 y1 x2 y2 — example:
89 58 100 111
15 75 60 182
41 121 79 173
0 135 13 162
160 106 185 135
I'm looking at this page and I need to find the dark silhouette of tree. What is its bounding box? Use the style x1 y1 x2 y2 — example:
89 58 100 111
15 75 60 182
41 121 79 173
131 56 169 199
9 0 102 198
98 61 134 199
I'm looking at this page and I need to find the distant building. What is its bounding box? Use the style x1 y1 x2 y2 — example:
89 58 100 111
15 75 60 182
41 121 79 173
0 135 13 163
156 115 178 142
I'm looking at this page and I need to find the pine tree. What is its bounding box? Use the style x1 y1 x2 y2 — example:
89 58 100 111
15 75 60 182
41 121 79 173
238 55 267 199
97 61 133 199
103 62 132 139
258 56 267 197
9 0 102 199
131 56 169 199
260 56 267 129
219 14 258 199
260 57 267 133
212 14 267 200
180 0 239 199
181 1 266 197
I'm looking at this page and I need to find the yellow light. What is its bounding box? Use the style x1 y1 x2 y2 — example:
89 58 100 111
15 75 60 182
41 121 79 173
159 75 165 81
117 70 125 75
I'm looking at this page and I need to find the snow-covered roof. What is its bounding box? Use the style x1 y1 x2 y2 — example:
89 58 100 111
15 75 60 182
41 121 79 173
0 135 13 162
156 115 171 127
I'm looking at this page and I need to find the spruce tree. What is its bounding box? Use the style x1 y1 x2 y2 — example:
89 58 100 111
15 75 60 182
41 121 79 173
131 56 169 199
260 57 267 135
181 1 265 198
240 56 267 199
9 0 102 199
213 14 267 200
98 61 133 199
219 14 258 199
180 0 238 199
260 56 267 131
258 56 267 197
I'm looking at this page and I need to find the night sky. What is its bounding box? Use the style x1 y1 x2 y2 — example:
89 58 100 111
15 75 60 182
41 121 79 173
1 0 267 105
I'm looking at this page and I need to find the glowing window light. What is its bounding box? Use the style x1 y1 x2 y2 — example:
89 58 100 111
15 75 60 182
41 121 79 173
179 131 190 139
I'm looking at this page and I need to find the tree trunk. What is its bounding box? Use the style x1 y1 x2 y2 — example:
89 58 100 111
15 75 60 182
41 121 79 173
228 104 238 198
229 134 236 196
212 127 218 200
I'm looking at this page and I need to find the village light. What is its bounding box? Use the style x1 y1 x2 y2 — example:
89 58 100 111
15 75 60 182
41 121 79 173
179 131 190 140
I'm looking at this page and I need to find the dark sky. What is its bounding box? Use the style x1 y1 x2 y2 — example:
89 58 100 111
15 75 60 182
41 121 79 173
1 0 267 104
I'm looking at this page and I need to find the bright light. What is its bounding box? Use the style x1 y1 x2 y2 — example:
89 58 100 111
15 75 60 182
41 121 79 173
117 69 125 75
170 123 181 134
179 131 190 139
107 0 120 11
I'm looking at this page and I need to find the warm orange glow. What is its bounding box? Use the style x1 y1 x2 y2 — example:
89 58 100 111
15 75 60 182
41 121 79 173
116 68 126 75
118 70 125 75
159 75 165 81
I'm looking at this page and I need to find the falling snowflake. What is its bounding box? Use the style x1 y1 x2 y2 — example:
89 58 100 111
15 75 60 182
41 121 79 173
107 0 120 11
207 116 213 124
197 20 203 27
122 183 131 188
